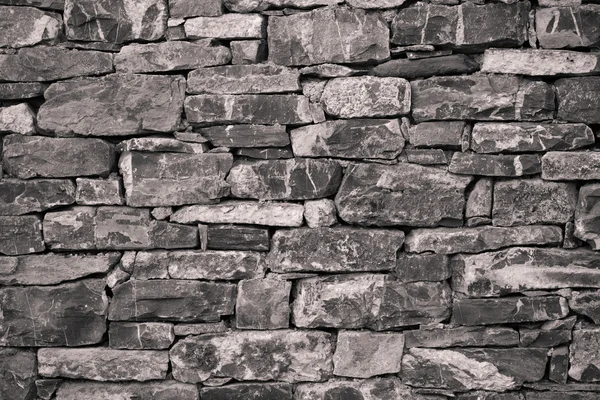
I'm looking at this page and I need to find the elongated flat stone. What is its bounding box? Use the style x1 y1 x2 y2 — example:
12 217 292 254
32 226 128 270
268 6 389 66
471 123 595 153
556 77 600 124
116 137 207 154
0 179 75 215
290 119 404 159
171 201 304 226
227 158 342 200
295 378 427 400
196 125 290 148
235 278 290 329
201 383 291 400
409 121 465 149
0 215 43 255
234 147 294 159
109 322 174 350
521 329 571 348
405 225 562 255
55 381 198 400
0 82 47 99
95 207 151 250
268 227 404 273
526 391 598 400
570 328 600 382
163 250 266 280
0 279 107 346
184 14 265 39
0 349 36 400
207 225 270 251
115 40 230 73
335 162 472 226
38 74 185 136
452 247 600 297
542 152 600 180
293 274 451 330
109 280 236 322
120 152 232 207
225 0 341 11
535 5 600 49
170 330 333 382
449 153 541 177
0 5 61 48
482 49 600 76
188 64 300 94
372 54 480 79
405 326 519 348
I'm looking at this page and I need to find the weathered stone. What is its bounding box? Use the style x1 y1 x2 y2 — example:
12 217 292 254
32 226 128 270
525 391 599 400
0 5 61 48
109 322 174 349
372 55 480 79
95 206 151 249
163 250 266 280
227 158 342 200
303 199 337 228
149 220 199 249
405 149 448 165
0 82 47 99
0 215 43 255
201 383 292 400
570 328 600 382
151 207 173 220
333 331 405 378
549 346 569 384
471 123 595 153
64 0 167 43
391 2 529 49
128 251 168 280
169 0 221 18
291 119 404 159
106 267 130 289
174 321 227 336
75 177 124 205
115 40 230 73
185 94 313 125
396 253 450 283
55 381 199 400
482 49 600 76
466 217 492 227
408 121 465 149
38 74 185 136
336 162 472 226
197 125 290 148
0 179 75 215
346 0 406 7
453 296 569 325
493 179 577 226
268 6 389 66
405 326 519 348
230 40 266 64
556 77 600 124
412 75 554 122
300 63 358 78
523 382 600 392
38 348 168 381
118 138 207 155
574 184 600 249
0 349 36 400
268 227 404 273
520 329 571 347
452 247 600 297
235 278 291 329
120 152 232 207
225 0 341 11
535 5 600 49
542 152 600 180
466 178 492 219
207 225 270 251
234 146 294 159
184 14 264 39
0 47 114 82
295 378 430 400
109 280 236 322
0 279 107 346
36 379 61 400
570 290 600 323
43 206 96 250
401 348 547 391
449 153 542 176
170 330 332 382
293 274 451 330
457 392 524 400
0 103 35 135
321 77 410 118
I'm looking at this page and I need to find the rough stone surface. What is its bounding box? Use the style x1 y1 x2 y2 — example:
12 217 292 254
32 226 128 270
574 183 600 249
570 290 600 323
54 381 199 400
542 152 600 180
295 378 429 400
207 225 270 251
0 5 61 48
555 77 600 124
405 326 519 348
535 5 600 49
0 348 37 400
235 278 291 329
0 215 44 255
372 54 480 79
185 14 264 39
303 199 337 228
0 82 47 99
196 124 290 148
569 329 600 382
449 153 542 177
409 121 465 149
0 179 75 215
466 178 492 218
482 49 600 76
109 322 174 350
230 40 266 64
396 253 451 283
0 103 36 135
75 178 124 205
164 250 266 280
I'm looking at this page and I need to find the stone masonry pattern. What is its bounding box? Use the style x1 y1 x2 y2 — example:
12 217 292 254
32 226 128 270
0 0 600 398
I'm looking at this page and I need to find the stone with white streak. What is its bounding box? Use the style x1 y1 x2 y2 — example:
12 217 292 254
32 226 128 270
449 153 542 177
535 5 600 49
0 5 61 48
574 183 600 249
295 378 430 400
0 179 75 215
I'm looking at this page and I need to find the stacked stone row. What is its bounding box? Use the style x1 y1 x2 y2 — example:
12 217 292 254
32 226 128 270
1 0 600 399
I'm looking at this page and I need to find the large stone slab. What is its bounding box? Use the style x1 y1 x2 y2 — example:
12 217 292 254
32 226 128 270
0 5 61 48
0 279 107 346
335 162 472 227
55 381 198 400
0 349 36 400
292 274 451 330
120 152 231 207
0 179 75 215
295 378 429 400
570 328 600 382
0 215 44 255
575 183 600 249
196 124 290 148
449 153 542 177
268 6 389 66
481 49 600 76
64 0 167 43
542 152 600 180
158 250 266 280
201 383 292 400
184 14 265 39
535 5 600 49
372 54 480 79
452 247 600 297
471 123 595 153
405 326 519 348
411 75 554 122
3 135 115 179
268 227 404 273
227 158 342 200
38 74 186 136
170 330 333 382
109 280 236 322
555 77 600 124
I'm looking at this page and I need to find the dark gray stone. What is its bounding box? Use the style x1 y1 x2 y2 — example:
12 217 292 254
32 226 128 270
0 349 36 400
570 290 600 323
536 5 600 49
75 177 124 206
109 322 174 349
169 0 222 18
234 147 294 159
0 5 61 48
409 121 465 149
0 82 47 99
0 215 43 255
466 178 492 219
575 183 600 249
207 225 270 251
36 379 62 400
164 250 266 280
556 77 600 124
406 149 449 165
295 378 429 400
395 253 451 282
235 278 291 329
201 383 292 400
43 207 96 250
549 346 569 384
0 179 75 215
570 328 600 382
449 153 542 177
54 381 198 400
197 124 290 148
372 55 480 79
405 326 519 348
520 329 571 347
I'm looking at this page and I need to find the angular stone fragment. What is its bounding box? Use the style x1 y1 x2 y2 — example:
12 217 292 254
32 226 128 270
304 199 337 228
197 125 290 148
396 253 450 283
268 227 404 273
542 152 600 180
0 349 36 400
185 14 264 39
128 251 168 280
38 74 185 136
570 290 600 323
201 383 292 400
174 321 227 336
0 103 36 135
493 179 577 226
405 326 519 348
76 177 124 205
109 280 236 322
207 225 270 251
482 49 600 76
95 206 152 249
120 152 232 207
164 250 266 280
235 278 291 329
570 328 600 382
336 162 472 226
0 215 43 255
225 0 341 11
230 39 266 64
556 77 600 124
407 150 448 165
321 77 410 118
109 322 174 349
36 379 61 400
549 346 569 384
227 158 341 200
0 279 107 346
535 5 600 49
149 220 199 249
64 0 167 43
293 274 451 330
372 55 480 79
401 348 548 391
55 381 199 400
0 82 47 99
466 178 492 219
115 40 230 73
412 75 554 122
43 206 95 250
0 5 61 48
574 184 600 249
0 179 75 215
291 119 404 159
295 378 428 400
449 153 541 177
471 123 595 153
300 63 358 78
408 121 465 149
520 329 571 348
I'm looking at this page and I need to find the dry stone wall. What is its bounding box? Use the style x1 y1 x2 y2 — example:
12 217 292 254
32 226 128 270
1 0 600 398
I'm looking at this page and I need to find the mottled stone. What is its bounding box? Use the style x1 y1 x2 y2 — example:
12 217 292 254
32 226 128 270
235 278 291 329
482 49 600 76
169 0 221 18
293 274 451 330
55 381 198 400
109 280 236 322
164 250 266 280
570 328 600 382
466 178 492 219
0 5 61 48
0 349 36 400
94 206 151 249
230 40 266 64
109 322 174 349
303 199 337 228
0 215 43 255
0 82 47 99
268 6 389 66
570 290 600 323
106 267 130 289
227 158 342 200
268 227 404 273
76 177 124 205
372 55 480 79
0 103 35 135
454 296 568 325
520 329 571 347
174 321 227 336
291 119 404 159
300 63 358 78
405 326 519 348
225 0 341 11
36 379 61 400
449 153 542 177
38 74 185 136
396 253 450 283
336 162 472 226
0 279 107 346
0 179 75 215
542 152 600 180
151 207 172 220
535 5 600 49
406 149 448 164
201 383 292 400
149 220 199 249
549 346 569 384
197 125 290 148
234 146 294 159
118 137 207 154
295 378 429 400
206 225 270 251
409 121 465 149
556 77 600 124
526 391 598 400
170 330 333 382
184 14 264 39
120 152 232 207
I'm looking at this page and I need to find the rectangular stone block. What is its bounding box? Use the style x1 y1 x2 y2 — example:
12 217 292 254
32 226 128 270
169 0 222 18
207 225 270 251
296 378 430 400
482 49 600 76
0 215 44 255
184 14 265 39
535 5 600 49
197 124 290 148
235 278 291 329
555 77 600 124
108 322 174 350
542 152 600 180
0 82 47 100
201 383 292 400
55 381 198 400
163 250 267 280
408 121 465 149
75 177 124 205
449 153 542 176
1 4 61 48
395 253 451 282
404 326 519 348
569 328 600 382
0 348 36 400
372 54 480 79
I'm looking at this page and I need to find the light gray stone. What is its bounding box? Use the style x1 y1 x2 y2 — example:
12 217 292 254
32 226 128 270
184 14 265 39
75 178 124 205
303 199 337 228
482 49 600 76
449 153 542 177
466 178 492 218
535 5 600 49
54 381 198 400
0 103 36 135
542 152 600 180
570 328 600 382
0 5 61 48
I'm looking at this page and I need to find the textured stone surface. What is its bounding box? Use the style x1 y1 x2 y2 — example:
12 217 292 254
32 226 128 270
230 40 266 64
109 322 174 349
405 326 519 348
482 49 600 76
295 378 429 400
372 54 480 79
235 278 291 329
570 290 600 323
520 329 571 348
0 6 61 48
555 77 600 124
0 82 47 99
0 179 75 215
224 0 341 12
449 153 542 177
466 178 492 219
75 178 124 205
184 14 265 39
172 201 303 226
44 205 95 248
409 121 465 149
535 5 600 49
0 348 36 400
207 225 270 251
54 381 198 400
0 215 44 255
0 103 36 135
170 0 221 17
542 152 600 180
196 124 289 148
574 183 600 249
164 250 266 280
396 253 451 283
570 329 600 382
303 199 337 228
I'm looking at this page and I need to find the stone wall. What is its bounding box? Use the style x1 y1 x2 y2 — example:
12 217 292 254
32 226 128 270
1 0 600 399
